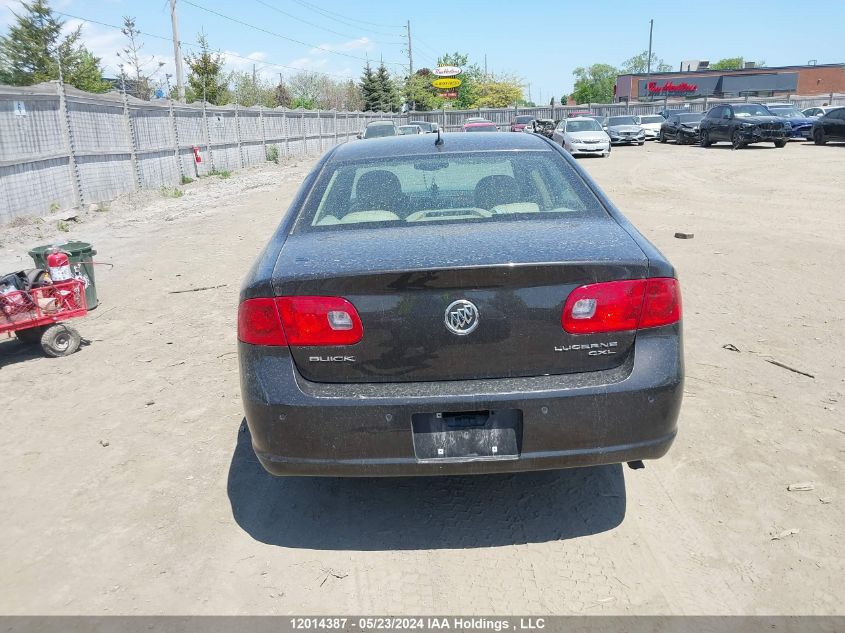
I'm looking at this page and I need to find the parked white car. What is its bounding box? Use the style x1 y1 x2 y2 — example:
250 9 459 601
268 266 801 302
802 106 836 118
636 114 666 140
551 117 611 157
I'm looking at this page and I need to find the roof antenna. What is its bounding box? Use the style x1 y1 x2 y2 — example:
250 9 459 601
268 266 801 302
435 127 443 146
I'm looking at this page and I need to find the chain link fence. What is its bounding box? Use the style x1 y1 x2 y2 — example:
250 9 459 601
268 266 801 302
0 82 402 222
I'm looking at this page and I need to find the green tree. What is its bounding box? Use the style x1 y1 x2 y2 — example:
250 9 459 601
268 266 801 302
621 50 673 74
229 70 275 107
184 35 228 104
404 68 441 111
0 0 107 92
374 63 400 111
472 79 523 108
710 57 744 70
360 62 379 111
117 16 160 100
571 63 618 104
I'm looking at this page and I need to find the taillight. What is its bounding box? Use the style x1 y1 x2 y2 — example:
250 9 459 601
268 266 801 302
276 296 363 346
238 298 287 346
562 278 681 334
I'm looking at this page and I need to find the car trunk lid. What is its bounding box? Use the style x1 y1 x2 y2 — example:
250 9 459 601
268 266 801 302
272 218 649 383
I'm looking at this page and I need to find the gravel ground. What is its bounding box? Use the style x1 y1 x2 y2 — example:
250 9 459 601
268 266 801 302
0 140 842 615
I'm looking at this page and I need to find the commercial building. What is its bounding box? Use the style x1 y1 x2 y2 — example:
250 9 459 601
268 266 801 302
615 63 845 102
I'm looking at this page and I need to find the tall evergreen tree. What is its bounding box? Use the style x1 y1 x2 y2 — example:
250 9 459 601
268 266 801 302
373 63 399 112
184 35 228 104
0 0 108 92
359 62 379 112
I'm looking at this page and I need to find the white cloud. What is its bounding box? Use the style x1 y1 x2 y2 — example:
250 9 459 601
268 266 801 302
310 37 374 55
287 57 329 71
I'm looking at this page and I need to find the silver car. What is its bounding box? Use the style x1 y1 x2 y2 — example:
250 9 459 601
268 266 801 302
607 116 646 146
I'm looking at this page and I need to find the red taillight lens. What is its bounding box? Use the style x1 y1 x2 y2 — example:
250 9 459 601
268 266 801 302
562 278 681 334
640 278 682 329
238 298 287 346
277 296 363 346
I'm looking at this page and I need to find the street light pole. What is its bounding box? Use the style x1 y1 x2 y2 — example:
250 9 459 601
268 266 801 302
647 19 654 76
170 0 186 102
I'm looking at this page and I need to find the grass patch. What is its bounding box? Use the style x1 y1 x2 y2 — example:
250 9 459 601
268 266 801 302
218 170 232 179
180 175 194 185
56 220 70 232
95 202 110 213
49 201 60 213
160 186 184 198
266 145 279 164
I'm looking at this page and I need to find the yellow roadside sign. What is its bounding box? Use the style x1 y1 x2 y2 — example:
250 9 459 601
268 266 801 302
432 77 462 89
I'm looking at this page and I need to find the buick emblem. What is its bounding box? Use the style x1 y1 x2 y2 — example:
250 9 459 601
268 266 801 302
445 299 479 335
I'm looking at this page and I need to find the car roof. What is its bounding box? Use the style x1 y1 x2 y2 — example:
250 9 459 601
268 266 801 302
366 120 396 126
463 121 497 127
329 132 552 161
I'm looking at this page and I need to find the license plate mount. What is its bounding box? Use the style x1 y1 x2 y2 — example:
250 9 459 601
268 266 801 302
411 409 522 461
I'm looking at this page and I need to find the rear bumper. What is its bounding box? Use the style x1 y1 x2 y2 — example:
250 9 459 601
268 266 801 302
239 326 683 477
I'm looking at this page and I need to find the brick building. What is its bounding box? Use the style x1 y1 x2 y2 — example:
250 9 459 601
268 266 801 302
615 63 845 102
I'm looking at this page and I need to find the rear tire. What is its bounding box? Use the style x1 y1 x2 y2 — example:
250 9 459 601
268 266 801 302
813 129 827 145
700 130 712 147
40 324 81 357
774 139 787 148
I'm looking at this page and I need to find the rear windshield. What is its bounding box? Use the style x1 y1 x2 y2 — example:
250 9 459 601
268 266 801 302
465 125 498 132
363 124 396 138
608 116 637 126
294 151 606 233
566 119 602 132
409 121 433 131
515 116 534 123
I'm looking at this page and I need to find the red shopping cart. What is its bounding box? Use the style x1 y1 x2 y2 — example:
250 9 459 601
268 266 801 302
0 279 87 357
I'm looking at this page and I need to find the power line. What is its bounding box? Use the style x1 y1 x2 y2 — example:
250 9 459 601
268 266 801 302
288 0 402 37
181 0 405 67
289 0 402 29
252 0 403 46
55 11 362 81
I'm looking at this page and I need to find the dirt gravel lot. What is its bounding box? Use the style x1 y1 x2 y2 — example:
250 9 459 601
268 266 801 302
0 140 842 615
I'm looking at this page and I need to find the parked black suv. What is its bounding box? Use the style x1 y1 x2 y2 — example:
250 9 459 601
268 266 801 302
699 103 790 149
811 107 845 144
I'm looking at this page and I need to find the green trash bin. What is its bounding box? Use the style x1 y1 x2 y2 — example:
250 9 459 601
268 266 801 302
29 241 99 309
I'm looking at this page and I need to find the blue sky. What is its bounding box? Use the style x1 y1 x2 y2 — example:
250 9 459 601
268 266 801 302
2 0 844 101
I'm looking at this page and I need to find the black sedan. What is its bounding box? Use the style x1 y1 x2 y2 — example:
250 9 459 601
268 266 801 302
699 103 790 149
659 112 704 144
811 107 845 144
238 133 683 476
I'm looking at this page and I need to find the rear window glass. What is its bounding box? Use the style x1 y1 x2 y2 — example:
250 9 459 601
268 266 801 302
363 124 396 138
465 125 498 132
515 116 534 123
293 151 606 233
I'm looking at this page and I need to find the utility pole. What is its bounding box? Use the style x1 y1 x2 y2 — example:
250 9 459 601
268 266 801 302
647 19 654 76
170 0 186 102
484 54 487 78
405 20 413 76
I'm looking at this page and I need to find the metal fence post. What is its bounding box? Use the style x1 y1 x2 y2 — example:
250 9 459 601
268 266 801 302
234 103 244 169
259 105 267 162
55 79 84 209
301 111 307 156
120 89 142 191
317 109 324 153
282 110 289 158
169 99 185 182
202 100 215 173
